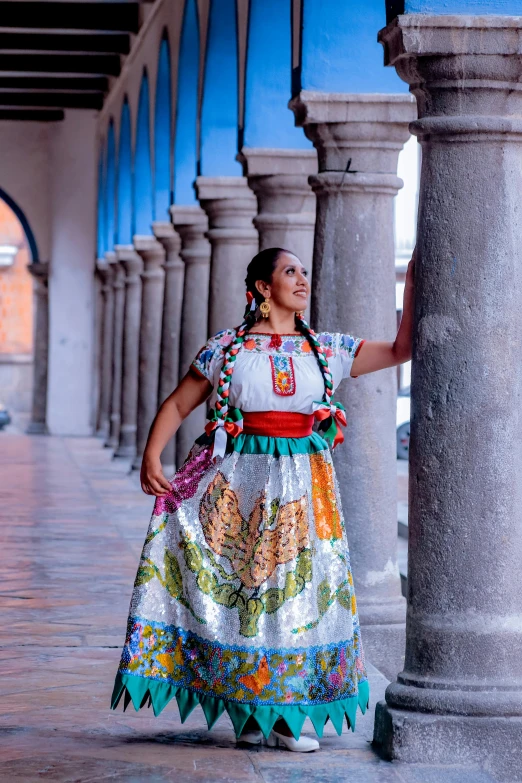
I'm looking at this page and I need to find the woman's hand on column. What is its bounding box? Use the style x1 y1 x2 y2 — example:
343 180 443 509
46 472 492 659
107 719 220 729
350 247 416 376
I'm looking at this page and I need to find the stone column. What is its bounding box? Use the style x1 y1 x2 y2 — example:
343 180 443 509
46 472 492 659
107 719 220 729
239 148 317 266
106 252 125 449
114 245 142 460
170 205 211 466
26 261 49 434
131 236 165 471
372 17 522 770
153 221 185 476
94 258 111 436
98 253 115 444
195 177 258 335
290 91 416 680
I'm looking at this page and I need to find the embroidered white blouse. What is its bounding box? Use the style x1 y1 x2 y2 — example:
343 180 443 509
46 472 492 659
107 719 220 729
191 330 364 414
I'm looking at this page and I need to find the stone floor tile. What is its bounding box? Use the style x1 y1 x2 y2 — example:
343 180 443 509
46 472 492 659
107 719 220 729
0 434 499 782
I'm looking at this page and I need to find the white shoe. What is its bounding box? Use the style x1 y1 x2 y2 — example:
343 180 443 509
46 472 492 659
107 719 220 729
267 729 319 752
237 729 263 745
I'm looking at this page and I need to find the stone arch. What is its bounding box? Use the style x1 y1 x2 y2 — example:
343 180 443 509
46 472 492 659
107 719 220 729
105 120 116 252
295 0 405 94
96 145 106 259
200 0 241 176
173 0 199 205
117 97 133 245
0 186 39 264
244 0 310 150
154 31 172 221
133 69 153 235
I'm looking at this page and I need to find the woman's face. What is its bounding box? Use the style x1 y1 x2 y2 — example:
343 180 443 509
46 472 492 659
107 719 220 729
256 253 310 313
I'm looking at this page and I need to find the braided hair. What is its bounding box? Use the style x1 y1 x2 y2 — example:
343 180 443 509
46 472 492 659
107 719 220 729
213 248 334 427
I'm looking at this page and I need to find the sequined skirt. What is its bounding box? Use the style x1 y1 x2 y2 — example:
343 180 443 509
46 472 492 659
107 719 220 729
111 435 370 738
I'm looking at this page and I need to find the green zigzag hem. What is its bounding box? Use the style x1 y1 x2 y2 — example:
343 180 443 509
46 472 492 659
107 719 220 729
111 673 370 741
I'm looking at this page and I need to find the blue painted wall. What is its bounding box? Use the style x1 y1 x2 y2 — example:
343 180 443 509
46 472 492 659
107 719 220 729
96 147 106 258
154 35 172 221
395 0 520 13
105 121 116 252
116 99 133 245
243 0 310 150
200 0 242 175
173 0 199 205
133 70 154 236
295 0 406 95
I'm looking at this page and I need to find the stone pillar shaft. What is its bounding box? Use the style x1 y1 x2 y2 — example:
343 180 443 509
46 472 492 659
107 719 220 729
107 253 125 449
26 261 49 435
98 254 115 443
114 246 142 459
132 236 165 471
290 91 416 680
195 176 259 335
373 16 522 770
153 221 185 475
171 205 211 466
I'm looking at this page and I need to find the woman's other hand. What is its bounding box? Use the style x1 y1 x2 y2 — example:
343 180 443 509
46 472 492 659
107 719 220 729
140 452 172 497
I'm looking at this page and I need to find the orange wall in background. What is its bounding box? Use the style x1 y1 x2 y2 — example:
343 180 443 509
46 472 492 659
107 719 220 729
0 198 33 355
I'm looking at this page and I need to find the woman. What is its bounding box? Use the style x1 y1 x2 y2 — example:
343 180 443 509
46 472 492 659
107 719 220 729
111 247 414 752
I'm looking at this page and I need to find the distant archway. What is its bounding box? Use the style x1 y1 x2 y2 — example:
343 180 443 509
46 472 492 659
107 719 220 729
154 32 172 220
133 69 154 235
0 192 35 416
117 98 133 244
173 0 199 205
0 187 39 264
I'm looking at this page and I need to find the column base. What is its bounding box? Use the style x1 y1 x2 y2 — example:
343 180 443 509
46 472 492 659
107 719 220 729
113 444 135 459
26 421 48 435
374 700 522 775
131 452 143 472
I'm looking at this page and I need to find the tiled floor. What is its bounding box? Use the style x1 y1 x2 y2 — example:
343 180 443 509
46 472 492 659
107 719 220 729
0 434 497 782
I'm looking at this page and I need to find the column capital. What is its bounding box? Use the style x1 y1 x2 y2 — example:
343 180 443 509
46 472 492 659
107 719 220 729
114 244 142 279
379 15 522 139
195 176 258 242
238 147 317 177
170 205 211 269
170 204 208 231
28 261 50 294
152 221 182 258
27 260 49 280
289 90 416 172
133 234 165 276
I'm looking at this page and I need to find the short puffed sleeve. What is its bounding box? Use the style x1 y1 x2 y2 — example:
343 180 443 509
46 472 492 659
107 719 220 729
190 329 236 383
339 334 365 379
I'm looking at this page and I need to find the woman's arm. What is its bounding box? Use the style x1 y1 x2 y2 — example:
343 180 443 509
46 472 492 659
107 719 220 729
140 371 212 497
350 250 415 378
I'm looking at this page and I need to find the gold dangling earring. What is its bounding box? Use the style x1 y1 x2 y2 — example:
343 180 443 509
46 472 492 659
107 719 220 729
259 298 271 319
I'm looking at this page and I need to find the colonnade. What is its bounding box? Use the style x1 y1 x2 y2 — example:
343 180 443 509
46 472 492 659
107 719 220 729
22 2 522 772
94 92 415 688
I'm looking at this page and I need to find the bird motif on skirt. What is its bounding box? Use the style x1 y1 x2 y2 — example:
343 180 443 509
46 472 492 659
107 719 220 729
199 472 309 589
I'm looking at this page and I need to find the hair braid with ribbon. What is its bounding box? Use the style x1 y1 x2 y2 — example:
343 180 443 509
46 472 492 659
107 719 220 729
294 313 347 447
204 248 347 458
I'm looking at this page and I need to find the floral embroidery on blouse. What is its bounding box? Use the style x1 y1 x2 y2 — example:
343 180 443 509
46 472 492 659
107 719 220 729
191 329 364 383
242 333 314 355
270 355 296 396
191 329 235 380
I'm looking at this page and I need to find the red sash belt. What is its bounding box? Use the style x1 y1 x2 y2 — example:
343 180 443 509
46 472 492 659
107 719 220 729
242 411 314 438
